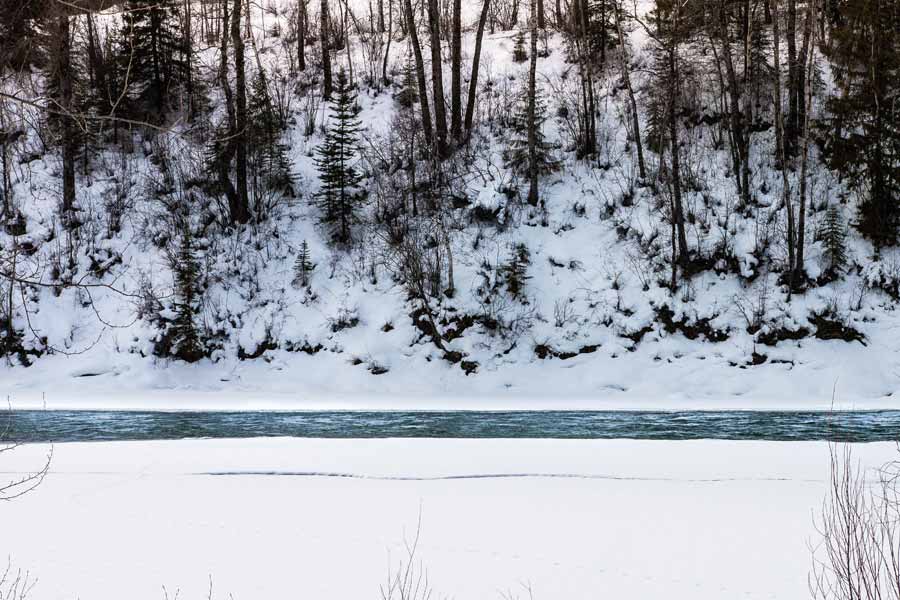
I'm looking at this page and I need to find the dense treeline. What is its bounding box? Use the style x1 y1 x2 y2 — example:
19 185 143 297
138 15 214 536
0 0 897 368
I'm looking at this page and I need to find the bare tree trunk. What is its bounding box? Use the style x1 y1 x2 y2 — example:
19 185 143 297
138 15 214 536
614 2 645 180
85 14 98 90
527 0 539 206
443 225 454 296
464 0 491 135
794 0 816 287
716 0 751 207
536 0 545 29
0 136 9 220
450 0 462 140
217 0 240 222
232 0 250 224
786 0 797 151
577 0 596 157
183 0 195 120
739 0 752 207
382 0 392 83
402 0 433 145
771 0 794 279
5 240 16 348
667 7 688 265
707 30 742 195
427 0 448 156
796 0 812 158
321 0 333 98
56 15 76 222
343 0 354 86
298 0 307 71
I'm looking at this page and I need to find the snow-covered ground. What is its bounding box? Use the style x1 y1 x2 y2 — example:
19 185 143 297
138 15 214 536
1 438 896 599
3 314 896 411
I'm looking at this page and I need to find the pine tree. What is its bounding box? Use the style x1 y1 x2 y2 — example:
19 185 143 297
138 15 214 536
505 84 558 178
293 240 315 287
315 68 363 244
822 205 848 275
170 225 204 362
512 31 528 62
118 0 190 120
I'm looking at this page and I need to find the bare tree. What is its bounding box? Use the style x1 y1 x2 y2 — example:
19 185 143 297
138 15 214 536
0 402 52 503
793 0 816 288
48 11 77 223
0 560 36 600
771 0 795 282
464 0 491 135
575 0 596 157
450 0 462 140
380 511 439 600
526 0 539 206
297 0 308 71
322 0 334 98
401 0 434 146
426 0 448 156
664 1 689 267
231 0 251 224
810 444 900 600
614 2 645 180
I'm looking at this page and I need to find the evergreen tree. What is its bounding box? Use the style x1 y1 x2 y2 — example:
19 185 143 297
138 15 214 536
827 0 900 246
248 73 282 135
0 1 41 70
822 205 848 275
169 225 204 362
99 23 135 140
293 240 315 287
512 31 528 62
505 84 558 178
643 68 670 154
394 53 420 110
247 73 295 198
315 68 363 244
747 12 772 110
501 243 531 300
118 0 190 120
585 0 620 67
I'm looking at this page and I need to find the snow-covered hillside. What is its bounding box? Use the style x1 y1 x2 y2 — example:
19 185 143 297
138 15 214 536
1 0 897 409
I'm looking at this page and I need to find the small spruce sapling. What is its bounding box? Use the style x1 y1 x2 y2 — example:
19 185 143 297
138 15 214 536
394 53 419 110
502 243 531 300
248 72 295 198
512 31 528 63
170 224 205 362
293 240 315 287
505 83 558 178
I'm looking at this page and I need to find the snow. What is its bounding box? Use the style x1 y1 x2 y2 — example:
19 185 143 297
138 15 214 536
1 0 899 410
1 438 896 599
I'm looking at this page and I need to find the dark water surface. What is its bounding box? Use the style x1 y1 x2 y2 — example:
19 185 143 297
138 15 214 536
3 410 899 443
